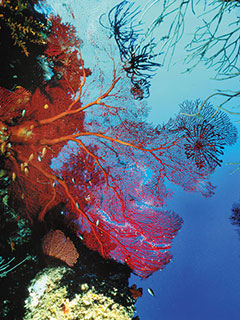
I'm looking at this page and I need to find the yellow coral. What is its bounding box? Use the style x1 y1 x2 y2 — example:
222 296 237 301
24 266 135 320
0 0 48 56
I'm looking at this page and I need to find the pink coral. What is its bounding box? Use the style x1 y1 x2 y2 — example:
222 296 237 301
42 230 79 267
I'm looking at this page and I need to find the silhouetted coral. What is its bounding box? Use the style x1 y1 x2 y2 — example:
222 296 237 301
230 202 240 240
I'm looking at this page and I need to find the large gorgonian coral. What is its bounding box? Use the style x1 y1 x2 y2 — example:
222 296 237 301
0 12 237 278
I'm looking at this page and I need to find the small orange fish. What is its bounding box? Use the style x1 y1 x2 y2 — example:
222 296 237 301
10 242 15 252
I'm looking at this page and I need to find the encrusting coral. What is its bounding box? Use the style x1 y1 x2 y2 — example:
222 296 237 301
24 266 136 320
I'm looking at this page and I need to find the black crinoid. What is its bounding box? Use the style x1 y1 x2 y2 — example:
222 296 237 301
99 0 141 58
123 39 161 99
184 120 224 169
123 39 161 78
100 1 161 100
170 100 238 170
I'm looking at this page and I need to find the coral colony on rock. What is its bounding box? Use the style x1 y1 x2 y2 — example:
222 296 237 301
0 0 238 319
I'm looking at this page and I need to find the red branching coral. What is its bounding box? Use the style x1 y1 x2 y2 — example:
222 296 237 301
0 14 237 278
0 16 91 222
42 229 79 267
44 16 91 91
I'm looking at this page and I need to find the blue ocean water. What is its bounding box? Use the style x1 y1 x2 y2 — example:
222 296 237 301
38 1 240 319
130 11 240 319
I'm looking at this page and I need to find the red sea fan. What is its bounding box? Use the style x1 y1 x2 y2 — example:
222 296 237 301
84 190 183 277
1 11 237 278
0 12 183 278
0 17 92 222
57 139 183 277
54 95 236 276
44 16 91 91
0 80 85 221
44 16 78 57
54 96 236 276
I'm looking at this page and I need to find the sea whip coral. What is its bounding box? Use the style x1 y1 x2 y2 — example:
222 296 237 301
41 230 79 267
